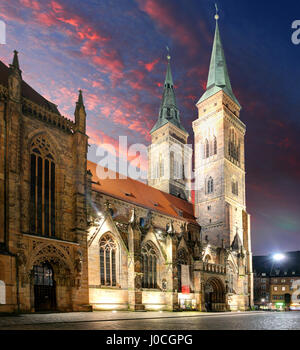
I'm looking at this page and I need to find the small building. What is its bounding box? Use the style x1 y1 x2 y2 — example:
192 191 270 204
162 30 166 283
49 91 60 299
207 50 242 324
253 252 300 310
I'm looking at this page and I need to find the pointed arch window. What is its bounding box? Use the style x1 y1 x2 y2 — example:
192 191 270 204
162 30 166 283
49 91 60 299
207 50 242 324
228 128 240 163
207 177 214 194
177 249 188 293
213 136 217 155
30 136 56 237
100 234 117 287
142 242 158 289
205 139 209 159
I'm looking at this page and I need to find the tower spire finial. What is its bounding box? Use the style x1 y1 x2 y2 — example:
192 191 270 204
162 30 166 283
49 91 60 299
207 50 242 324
11 50 21 71
214 3 219 21
77 89 84 105
166 46 171 61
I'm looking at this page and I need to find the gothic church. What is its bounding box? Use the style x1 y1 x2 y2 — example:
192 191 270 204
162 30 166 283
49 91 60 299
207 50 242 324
0 16 253 313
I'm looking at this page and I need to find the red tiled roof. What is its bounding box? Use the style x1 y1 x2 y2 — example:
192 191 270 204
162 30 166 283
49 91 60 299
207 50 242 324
0 60 60 114
87 160 198 224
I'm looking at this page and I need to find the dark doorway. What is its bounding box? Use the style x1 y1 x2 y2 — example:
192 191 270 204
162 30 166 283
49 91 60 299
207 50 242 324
204 283 214 312
205 292 213 312
204 278 226 312
33 264 56 312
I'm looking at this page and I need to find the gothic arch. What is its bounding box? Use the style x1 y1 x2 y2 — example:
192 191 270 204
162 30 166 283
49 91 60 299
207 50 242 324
141 240 161 289
26 242 75 276
204 254 212 263
99 233 119 287
176 248 189 265
27 131 62 165
142 240 161 261
204 277 226 311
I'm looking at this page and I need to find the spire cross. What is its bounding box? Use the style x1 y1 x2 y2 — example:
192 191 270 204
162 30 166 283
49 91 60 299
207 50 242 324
166 46 171 61
215 3 219 20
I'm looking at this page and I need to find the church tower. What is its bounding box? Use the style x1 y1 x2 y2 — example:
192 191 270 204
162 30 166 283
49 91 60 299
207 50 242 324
193 13 249 248
148 53 191 200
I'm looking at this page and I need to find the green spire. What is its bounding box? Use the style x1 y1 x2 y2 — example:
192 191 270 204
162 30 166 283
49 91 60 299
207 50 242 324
197 13 241 108
150 53 186 134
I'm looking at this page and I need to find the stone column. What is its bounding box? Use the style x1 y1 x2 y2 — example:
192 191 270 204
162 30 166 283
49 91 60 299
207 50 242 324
193 261 203 311
127 217 144 311
165 233 179 311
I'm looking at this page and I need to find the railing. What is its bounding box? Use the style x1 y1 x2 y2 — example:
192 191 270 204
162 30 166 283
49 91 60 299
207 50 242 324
202 262 226 274
22 97 75 133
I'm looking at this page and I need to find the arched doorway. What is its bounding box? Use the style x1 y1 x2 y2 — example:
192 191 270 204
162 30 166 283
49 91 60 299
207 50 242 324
33 263 56 311
204 278 226 312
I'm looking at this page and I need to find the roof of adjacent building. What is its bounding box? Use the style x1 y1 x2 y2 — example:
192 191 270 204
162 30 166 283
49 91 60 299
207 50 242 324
0 59 60 115
198 20 241 108
87 160 198 224
253 251 300 277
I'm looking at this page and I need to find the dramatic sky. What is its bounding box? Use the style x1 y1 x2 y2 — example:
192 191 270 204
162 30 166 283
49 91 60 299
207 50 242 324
0 0 299 255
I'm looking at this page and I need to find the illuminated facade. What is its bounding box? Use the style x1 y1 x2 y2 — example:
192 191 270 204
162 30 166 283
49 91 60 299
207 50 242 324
0 15 253 313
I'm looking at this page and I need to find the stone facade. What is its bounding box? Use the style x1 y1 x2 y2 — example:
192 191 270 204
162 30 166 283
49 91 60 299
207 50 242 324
0 15 253 314
0 52 89 313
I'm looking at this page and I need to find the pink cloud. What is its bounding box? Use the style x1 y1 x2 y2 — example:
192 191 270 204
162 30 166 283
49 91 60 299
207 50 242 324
144 58 159 72
20 0 40 10
136 0 202 55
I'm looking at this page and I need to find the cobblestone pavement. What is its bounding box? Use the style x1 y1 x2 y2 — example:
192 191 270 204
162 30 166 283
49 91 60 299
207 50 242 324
0 311 299 330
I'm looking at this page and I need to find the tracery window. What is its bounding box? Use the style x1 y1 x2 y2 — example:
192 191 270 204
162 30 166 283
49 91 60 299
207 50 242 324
228 128 240 163
207 177 214 194
100 234 117 287
177 249 188 292
30 136 55 237
142 242 158 289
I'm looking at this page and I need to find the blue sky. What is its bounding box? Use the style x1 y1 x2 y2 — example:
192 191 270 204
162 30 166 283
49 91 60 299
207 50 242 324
0 0 299 254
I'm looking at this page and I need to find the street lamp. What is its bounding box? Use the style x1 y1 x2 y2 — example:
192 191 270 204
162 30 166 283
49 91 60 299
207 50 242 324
272 253 285 262
270 253 286 311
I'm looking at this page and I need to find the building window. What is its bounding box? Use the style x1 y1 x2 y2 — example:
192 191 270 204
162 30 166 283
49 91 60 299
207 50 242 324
213 136 217 155
99 234 117 287
139 217 145 227
142 242 158 289
274 286 278 291
207 177 214 194
177 249 189 293
232 180 238 196
282 287 286 291
228 128 240 163
30 136 55 237
167 107 171 117
159 154 164 177
205 139 209 158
